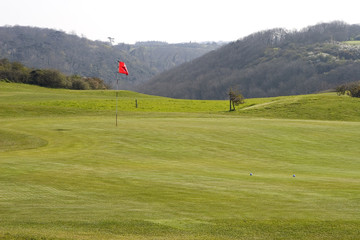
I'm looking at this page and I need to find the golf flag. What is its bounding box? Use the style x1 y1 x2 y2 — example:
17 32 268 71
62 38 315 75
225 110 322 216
118 61 129 75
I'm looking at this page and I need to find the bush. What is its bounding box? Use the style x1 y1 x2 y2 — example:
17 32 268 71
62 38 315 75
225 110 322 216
0 58 108 90
84 77 108 90
0 59 30 83
336 81 360 97
29 69 69 88
71 78 90 90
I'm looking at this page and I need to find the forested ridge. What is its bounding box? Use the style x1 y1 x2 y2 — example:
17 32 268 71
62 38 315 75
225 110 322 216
3 22 360 100
137 21 360 99
0 26 220 89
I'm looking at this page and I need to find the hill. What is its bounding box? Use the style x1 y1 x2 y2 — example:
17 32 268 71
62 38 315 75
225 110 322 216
1 83 359 239
1 81 360 121
137 21 360 99
0 26 220 89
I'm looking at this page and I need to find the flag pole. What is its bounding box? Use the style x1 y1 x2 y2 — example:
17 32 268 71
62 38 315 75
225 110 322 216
116 76 118 127
116 61 128 127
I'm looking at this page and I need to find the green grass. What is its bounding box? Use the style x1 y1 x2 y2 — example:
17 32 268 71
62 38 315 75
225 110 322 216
1 82 360 239
239 93 360 121
343 40 360 45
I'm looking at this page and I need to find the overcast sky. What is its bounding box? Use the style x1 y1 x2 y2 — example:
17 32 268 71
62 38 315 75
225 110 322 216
1 0 360 44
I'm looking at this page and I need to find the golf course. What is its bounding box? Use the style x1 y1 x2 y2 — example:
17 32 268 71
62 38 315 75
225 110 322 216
0 82 359 239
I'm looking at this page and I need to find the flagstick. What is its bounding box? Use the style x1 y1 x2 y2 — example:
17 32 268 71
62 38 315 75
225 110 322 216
115 61 128 127
116 77 119 127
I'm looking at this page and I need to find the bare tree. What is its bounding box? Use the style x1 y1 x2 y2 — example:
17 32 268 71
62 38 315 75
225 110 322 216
108 37 114 46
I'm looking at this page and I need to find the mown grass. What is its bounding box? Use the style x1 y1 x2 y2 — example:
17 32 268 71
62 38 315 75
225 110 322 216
0 82 359 239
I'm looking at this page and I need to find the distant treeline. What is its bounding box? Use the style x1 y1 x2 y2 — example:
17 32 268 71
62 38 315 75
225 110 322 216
0 26 221 90
138 21 360 99
0 58 108 90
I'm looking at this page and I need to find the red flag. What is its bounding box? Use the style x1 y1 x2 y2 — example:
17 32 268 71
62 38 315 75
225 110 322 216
118 61 129 75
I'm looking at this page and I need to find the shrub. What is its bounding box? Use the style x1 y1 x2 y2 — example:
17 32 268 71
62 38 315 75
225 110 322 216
336 81 360 97
0 58 108 90
71 78 90 90
29 69 69 88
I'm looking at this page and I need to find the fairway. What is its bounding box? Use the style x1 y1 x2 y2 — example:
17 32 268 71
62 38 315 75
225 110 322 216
0 83 359 239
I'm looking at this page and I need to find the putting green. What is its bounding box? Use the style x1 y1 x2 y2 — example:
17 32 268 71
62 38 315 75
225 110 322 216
0 129 48 152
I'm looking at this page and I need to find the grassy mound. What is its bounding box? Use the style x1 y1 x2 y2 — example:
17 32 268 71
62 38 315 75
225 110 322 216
239 93 360 121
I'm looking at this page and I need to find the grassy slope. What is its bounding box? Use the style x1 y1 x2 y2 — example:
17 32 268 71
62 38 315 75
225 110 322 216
239 93 360 121
0 82 359 239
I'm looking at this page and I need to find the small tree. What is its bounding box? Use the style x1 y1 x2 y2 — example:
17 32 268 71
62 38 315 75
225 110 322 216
229 88 245 111
336 81 360 98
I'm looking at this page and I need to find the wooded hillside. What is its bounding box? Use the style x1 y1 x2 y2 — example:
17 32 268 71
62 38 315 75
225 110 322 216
0 26 220 89
0 59 108 90
137 21 360 99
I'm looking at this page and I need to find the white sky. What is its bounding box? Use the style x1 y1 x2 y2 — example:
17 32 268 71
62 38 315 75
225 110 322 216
1 0 360 44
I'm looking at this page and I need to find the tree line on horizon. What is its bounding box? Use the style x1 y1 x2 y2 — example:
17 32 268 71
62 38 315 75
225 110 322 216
0 26 221 90
3 22 360 100
0 58 108 90
137 21 360 99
